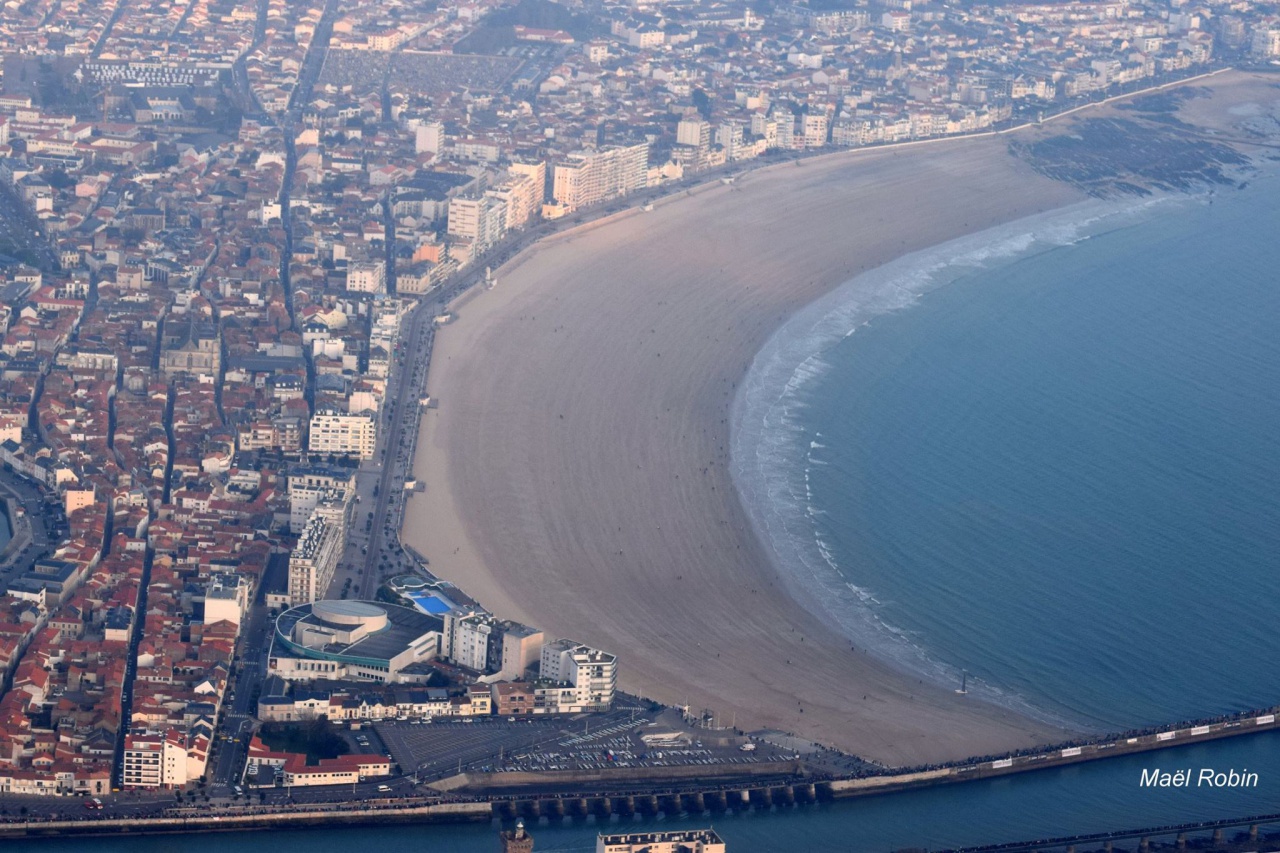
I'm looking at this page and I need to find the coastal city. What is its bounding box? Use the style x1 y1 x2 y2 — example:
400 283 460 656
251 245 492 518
0 0 1276 842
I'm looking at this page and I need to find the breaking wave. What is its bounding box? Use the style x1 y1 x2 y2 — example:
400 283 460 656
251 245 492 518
728 194 1184 729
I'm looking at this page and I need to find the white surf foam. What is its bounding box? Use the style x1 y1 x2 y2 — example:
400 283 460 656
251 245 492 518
728 195 1180 729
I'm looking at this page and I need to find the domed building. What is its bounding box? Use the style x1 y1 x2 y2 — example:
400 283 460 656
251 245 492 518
268 600 444 683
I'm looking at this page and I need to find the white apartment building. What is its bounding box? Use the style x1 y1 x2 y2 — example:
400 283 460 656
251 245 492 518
288 464 357 533
540 639 617 710
308 409 376 459
203 573 250 628
628 28 664 48
1251 25 1280 57
287 512 343 606
122 730 204 789
346 259 386 293
552 143 649 211
676 118 711 149
773 111 796 149
442 611 498 672
675 118 713 169
882 10 911 31
717 122 745 160
539 638 579 682
507 160 547 227
414 121 444 154
487 167 543 231
499 622 545 679
751 113 778 149
802 113 829 148
447 194 507 252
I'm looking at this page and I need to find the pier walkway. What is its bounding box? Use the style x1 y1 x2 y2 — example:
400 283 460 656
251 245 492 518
941 812 1280 853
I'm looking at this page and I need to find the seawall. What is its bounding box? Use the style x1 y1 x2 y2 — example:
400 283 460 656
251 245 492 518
5 712 1279 840
0 801 491 840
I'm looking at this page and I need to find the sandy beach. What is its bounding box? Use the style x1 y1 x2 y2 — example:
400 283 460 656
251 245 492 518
404 132 1092 766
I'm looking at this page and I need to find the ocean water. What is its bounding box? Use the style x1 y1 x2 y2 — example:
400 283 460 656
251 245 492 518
731 172 1280 731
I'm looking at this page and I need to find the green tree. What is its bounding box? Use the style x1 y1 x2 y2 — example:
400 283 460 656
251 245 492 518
692 88 713 121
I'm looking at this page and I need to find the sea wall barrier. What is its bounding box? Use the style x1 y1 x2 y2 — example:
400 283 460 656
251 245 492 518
938 811 1280 853
836 709 1280 797
0 801 491 839
474 708 1280 820
442 759 803 791
490 783 820 822
3 709 1279 839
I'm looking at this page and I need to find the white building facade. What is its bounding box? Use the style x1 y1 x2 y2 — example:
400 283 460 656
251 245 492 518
552 143 648 211
308 410 376 459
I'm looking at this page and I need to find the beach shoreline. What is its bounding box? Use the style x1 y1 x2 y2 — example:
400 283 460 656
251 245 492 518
725 195 1141 730
404 134 1083 766
401 72 1270 766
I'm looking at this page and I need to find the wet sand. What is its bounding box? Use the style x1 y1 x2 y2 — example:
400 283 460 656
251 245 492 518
404 134 1089 766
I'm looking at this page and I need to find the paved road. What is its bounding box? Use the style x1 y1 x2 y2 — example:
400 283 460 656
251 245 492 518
0 183 58 270
354 304 432 600
209 598 275 791
0 471 56 582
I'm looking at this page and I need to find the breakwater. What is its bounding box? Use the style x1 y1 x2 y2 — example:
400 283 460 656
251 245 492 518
941 812 1280 853
491 783 821 823
0 801 491 840
831 711 1280 797
6 708 1280 840
476 709 1280 822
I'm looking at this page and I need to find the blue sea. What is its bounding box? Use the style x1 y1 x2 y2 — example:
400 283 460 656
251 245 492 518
732 173 1280 732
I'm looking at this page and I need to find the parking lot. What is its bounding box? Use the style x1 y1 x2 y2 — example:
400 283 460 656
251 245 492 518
374 708 796 783
317 49 522 99
520 718 778 775
389 51 521 95
347 725 388 756
375 717 571 780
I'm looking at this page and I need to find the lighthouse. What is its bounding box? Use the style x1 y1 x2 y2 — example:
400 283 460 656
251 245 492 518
499 819 534 853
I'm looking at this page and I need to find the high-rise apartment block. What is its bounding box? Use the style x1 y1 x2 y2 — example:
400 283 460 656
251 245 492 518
308 409 376 459
540 639 617 710
287 509 344 606
552 144 648 211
